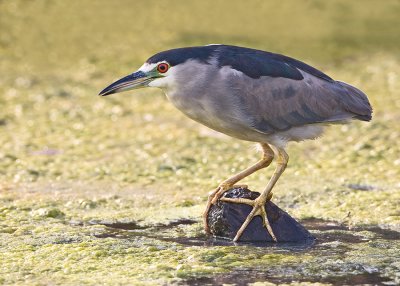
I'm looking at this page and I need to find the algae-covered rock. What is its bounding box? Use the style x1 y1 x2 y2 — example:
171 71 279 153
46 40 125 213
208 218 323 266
207 187 315 242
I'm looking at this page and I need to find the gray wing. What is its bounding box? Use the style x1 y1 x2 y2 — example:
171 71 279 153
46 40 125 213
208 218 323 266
229 71 372 134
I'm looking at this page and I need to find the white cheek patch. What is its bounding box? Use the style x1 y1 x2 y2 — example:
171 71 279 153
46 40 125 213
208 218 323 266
148 67 176 89
138 62 158 73
137 61 176 89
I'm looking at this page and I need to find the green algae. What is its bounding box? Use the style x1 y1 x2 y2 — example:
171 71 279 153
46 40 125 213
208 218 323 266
1 182 399 285
1 0 400 285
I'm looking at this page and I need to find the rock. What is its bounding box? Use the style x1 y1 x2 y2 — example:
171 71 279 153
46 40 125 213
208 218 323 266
207 187 315 242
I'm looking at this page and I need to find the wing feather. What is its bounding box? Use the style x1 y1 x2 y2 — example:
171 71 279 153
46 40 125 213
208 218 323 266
228 71 372 135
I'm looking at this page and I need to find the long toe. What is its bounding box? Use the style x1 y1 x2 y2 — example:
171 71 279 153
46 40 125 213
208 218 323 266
204 183 237 233
233 205 261 242
210 184 248 204
204 184 251 235
260 204 277 242
219 196 277 242
203 208 211 234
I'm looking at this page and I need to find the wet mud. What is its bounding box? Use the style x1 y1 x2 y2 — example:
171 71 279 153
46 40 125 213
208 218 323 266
86 218 399 285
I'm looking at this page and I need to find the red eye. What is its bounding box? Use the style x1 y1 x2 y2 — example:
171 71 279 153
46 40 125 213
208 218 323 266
157 63 169 73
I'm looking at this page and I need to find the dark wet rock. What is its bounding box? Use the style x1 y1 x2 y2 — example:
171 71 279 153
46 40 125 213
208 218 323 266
207 187 315 242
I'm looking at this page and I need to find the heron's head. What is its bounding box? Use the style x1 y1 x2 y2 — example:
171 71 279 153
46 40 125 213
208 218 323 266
99 45 219 96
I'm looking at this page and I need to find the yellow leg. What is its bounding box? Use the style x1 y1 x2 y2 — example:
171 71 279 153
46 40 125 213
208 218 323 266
220 145 289 242
203 144 274 233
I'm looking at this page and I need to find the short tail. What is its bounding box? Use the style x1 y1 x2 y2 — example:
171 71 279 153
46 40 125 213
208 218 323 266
336 81 373 122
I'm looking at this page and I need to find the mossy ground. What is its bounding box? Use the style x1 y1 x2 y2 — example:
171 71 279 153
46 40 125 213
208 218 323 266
0 1 399 285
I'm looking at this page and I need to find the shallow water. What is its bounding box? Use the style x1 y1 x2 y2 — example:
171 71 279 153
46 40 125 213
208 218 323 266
88 218 399 285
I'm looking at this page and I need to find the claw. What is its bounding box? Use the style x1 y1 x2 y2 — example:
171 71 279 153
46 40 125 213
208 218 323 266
221 193 277 242
202 144 286 242
259 203 277 242
210 184 248 204
203 184 248 234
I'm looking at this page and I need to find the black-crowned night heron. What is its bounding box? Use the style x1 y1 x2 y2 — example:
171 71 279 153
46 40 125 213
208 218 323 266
99 45 372 242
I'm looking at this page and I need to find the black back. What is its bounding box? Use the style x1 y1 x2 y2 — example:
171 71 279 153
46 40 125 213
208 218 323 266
146 45 333 82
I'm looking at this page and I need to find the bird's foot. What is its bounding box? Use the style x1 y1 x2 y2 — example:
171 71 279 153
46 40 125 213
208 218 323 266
220 192 277 242
203 183 248 234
